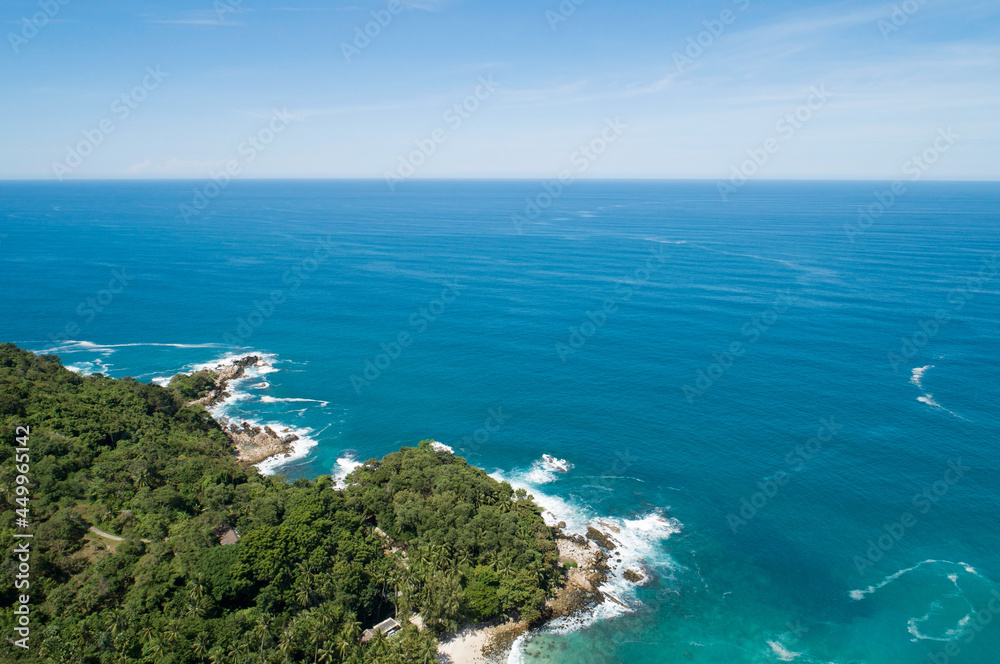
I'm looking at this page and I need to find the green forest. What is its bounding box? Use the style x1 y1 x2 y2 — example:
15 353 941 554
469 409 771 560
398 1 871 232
0 344 561 663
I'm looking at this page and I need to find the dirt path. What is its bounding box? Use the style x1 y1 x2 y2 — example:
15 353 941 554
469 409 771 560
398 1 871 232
88 525 152 544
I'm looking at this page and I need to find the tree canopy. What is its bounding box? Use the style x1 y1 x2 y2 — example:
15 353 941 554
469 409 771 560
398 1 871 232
0 344 560 663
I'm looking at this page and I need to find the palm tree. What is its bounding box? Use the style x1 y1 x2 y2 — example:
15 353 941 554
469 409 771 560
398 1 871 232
278 626 295 664
148 640 165 659
496 554 515 578
227 639 251 664
192 635 210 661
251 614 271 662
164 619 182 644
187 597 207 618
369 629 388 659
308 619 325 664
207 646 226 664
334 634 353 660
296 582 316 609
342 616 362 643
108 609 125 637
418 638 437 664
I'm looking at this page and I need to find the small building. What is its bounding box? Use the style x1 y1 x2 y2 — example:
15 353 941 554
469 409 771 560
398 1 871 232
360 618 401 643
219 527 241 546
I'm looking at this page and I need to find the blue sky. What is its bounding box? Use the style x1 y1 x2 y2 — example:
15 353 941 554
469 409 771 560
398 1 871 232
1 0 998 180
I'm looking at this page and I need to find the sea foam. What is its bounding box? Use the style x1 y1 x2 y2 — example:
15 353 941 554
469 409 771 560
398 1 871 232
493 461 681 636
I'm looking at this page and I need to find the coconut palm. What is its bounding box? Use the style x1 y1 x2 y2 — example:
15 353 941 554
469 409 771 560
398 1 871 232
418 638 437 664
192 635 210 661
251 614 271 662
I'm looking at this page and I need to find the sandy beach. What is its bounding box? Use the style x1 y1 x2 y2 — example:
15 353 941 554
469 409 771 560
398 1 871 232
437 624 491 664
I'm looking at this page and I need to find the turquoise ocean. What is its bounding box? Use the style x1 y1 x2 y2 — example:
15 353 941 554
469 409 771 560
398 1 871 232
2 180 999 663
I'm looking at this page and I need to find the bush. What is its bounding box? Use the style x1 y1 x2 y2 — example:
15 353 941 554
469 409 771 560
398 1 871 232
464 566 501 621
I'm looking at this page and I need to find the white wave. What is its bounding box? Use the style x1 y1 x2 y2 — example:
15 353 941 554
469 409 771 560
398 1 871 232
910 365 965 419
519 455 574 485
151 376 172 386
333 452 363 488
44 340 116 357
490 467 681 633
916 393 965 419
849 560 983 600
187 353 328 474
541 454 573 473
260 396 330 407
40 340 223 355
188 351 280 375
99 341 224 349
907 607 970 642
767 640 802 661
905 572 978 642
524 465 557 485
65 358 113 375
506 634 527 664
252 421 322 476
918 394 941 408
911 365 934 390
430 440 454 453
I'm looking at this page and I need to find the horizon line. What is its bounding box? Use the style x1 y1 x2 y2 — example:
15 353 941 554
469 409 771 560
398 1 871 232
2 177 999 184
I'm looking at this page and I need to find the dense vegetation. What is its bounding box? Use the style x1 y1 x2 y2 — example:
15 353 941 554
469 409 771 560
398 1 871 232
0 344 560 663
346 443 560 627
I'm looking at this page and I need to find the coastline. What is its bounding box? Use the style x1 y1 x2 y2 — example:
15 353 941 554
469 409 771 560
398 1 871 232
183 354 308 472
435 525 657 663
181 355 671 663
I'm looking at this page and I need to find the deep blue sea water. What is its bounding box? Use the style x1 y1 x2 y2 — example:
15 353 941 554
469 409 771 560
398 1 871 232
2 180 999 663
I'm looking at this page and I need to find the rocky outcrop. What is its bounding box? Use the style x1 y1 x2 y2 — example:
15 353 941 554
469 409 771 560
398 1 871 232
188 355 262 408
586 526 617 550
219 417 299 467
186 355 294 467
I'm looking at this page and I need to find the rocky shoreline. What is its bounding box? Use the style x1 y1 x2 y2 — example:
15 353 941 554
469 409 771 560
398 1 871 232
459 522 656 663
187 355 301 467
